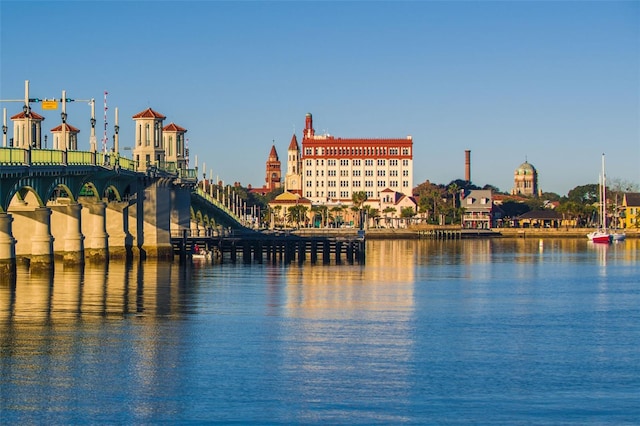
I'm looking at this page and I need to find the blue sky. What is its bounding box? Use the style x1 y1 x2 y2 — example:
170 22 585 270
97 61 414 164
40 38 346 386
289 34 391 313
1 1 638 196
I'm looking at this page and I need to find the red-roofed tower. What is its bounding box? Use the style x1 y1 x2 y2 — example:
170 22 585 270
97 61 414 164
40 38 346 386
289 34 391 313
265 144 282 191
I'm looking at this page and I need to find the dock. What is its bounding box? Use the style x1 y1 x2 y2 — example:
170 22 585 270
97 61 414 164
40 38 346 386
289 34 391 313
171 230 366 264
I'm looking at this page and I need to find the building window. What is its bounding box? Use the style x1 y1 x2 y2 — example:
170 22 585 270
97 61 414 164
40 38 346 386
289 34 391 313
353 170 361 177
402 148 410 155
402 159 409 166
403 181 409 187
377 159 386 166
377 181 386 187
340 159 349 166
365 159 374 166
377 170 386 176
402 170 409 177
353 180 361 187
365 170 373 177
353 159 361 166
340 170 349 176
390 159 398 166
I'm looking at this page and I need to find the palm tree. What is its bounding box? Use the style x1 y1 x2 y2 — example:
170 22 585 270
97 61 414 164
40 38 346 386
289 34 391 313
382 206 396 227
330 206 345 227
351 191 368 230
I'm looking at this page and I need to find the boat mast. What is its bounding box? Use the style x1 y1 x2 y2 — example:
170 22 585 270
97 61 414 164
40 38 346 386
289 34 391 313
601 153 606 230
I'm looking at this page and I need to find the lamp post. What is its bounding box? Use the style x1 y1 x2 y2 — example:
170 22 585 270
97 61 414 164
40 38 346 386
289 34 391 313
89 98 97 152
114 107 119 155
2 107 6 147
61 111 67 151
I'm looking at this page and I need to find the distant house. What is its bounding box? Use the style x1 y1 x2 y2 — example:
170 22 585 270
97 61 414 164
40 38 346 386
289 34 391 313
621 192 640 229
267 191 312 228
377 188 418 228
516 210 563 228
461 190 502 229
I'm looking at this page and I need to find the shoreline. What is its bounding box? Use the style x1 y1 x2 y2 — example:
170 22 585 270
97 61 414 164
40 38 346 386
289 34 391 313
292 226 640 239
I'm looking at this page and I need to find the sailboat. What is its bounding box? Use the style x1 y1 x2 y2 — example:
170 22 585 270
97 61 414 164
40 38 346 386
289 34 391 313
587 154 613 244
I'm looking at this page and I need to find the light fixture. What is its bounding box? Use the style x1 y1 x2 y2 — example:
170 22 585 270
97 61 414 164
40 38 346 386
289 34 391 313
114 124 119 134
61 112 67 123
90 117 96 128
2 125 6 135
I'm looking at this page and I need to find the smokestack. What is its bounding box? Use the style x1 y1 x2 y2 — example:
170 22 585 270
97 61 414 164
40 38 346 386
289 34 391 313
465 150 471 182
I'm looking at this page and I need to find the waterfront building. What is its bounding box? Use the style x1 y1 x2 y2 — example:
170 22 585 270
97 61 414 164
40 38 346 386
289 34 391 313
621 192 640 229
294 113 413 205
379 188 418 228
511 160 540 197
267 191 312 228
132 108 167 172
461 189 502 229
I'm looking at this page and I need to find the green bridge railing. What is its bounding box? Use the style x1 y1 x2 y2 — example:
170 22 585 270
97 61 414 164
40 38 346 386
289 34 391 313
194 187 242 223
0 147 193 176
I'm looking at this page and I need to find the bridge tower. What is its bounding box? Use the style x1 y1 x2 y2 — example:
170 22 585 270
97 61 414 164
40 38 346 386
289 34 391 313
10 109 45 149
132 107 166 171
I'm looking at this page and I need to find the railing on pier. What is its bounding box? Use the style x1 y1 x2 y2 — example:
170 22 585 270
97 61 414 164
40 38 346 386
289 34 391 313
170 229 366 265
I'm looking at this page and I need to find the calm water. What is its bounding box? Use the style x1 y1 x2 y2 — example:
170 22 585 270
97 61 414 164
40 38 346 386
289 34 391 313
1 239 639 424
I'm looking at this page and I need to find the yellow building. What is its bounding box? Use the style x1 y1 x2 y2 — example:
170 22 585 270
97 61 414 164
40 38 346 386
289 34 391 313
621 192 640 229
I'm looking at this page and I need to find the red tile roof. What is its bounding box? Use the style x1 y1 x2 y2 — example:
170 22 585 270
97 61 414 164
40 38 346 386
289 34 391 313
269 144 279 160
50 123 80 132
11 111 45 120
288 134 299 150
163 122 187 132
132 108 166 119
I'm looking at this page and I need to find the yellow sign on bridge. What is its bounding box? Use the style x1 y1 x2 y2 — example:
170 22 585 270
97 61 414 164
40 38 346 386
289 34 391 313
42 100 58 110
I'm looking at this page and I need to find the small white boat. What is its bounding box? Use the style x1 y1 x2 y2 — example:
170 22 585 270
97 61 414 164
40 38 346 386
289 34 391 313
192 247 212 260
587 229 612 244
612 232 626 242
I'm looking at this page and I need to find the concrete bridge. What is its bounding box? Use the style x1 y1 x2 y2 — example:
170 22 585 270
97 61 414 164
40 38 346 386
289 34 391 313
0 146 249 271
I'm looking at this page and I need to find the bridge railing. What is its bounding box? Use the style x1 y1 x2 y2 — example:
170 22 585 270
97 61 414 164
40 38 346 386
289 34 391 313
0 147 27 164
31 149 65 164
194 187 242 222
1 147 191 178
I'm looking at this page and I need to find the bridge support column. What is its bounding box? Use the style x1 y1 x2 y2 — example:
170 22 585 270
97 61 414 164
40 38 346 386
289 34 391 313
30 207 55 267
139 182 173 259
0 213 17 271
83 200 109 261
63 203 84 263
107 201 135 260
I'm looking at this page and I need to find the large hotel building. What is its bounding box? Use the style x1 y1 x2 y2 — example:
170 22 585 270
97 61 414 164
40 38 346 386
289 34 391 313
285 113 413 204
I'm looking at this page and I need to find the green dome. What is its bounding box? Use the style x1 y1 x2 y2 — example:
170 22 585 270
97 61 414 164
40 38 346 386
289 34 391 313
516 161 536 175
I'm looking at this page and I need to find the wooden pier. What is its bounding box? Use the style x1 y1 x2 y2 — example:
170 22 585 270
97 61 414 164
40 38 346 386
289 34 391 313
171 231 366 265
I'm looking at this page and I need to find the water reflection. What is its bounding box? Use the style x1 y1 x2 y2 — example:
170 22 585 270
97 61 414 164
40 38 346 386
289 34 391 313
0 238 638 423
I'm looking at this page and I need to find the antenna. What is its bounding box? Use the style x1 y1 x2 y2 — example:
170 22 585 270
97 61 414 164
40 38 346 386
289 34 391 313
102 91 109 153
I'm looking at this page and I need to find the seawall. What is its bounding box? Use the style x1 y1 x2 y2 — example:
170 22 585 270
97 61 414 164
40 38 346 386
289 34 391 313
293 227 640 239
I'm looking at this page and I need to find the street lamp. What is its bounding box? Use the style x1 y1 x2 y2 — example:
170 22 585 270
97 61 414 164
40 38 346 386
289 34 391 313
61 112 67 123
90 117 96 129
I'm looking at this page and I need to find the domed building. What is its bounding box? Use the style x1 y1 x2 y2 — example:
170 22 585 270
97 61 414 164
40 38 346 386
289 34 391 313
511 160 540 197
